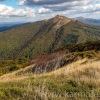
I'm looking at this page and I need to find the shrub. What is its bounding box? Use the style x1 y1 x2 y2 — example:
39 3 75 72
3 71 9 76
9 66 20 71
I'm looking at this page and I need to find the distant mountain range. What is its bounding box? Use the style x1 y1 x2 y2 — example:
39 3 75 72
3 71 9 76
73 17 100 26
0 22 30 32
0 15 100 60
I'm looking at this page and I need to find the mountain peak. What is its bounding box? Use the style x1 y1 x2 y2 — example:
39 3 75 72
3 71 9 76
55 15 65 18
48 15 71 29
54 15 69 20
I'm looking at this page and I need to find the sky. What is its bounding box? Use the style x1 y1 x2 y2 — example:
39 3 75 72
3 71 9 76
0 0 100 22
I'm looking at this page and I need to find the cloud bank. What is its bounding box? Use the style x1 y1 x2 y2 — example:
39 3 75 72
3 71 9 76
0 4 35 18
0 0 100 22
18 0 100 15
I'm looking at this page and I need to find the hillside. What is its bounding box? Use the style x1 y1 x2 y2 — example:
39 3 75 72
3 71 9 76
0 59 100 100
0 40 100 76
0 15 100 60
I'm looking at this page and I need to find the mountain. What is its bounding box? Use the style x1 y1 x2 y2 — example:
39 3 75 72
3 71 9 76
0 15 100 100
74 17 100 26
0 22 30 32
0 15 100 60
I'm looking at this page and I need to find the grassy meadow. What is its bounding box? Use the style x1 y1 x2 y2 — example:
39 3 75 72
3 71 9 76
0 59 100 100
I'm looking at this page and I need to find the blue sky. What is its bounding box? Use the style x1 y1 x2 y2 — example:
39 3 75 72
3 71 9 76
0 0 19 8
0 0 100 22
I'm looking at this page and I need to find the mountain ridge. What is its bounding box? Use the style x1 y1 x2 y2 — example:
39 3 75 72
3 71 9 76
0 15 100 60
73 16 100 26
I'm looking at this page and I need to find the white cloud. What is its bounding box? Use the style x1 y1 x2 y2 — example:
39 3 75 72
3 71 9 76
0 4 36 18
18 0 26 6
18 0 100 19
26 7 36 17
34 0 39 3
38 8 52 14
1 0 100 21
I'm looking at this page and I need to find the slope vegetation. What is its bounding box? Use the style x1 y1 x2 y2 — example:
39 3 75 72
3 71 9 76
0 40 100 75
0 59 100 100
0 15 100 60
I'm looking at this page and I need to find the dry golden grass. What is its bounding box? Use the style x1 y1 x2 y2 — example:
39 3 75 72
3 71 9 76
0 58 100 100
45 58 100 86
0 58 100 84
0 64 34 82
